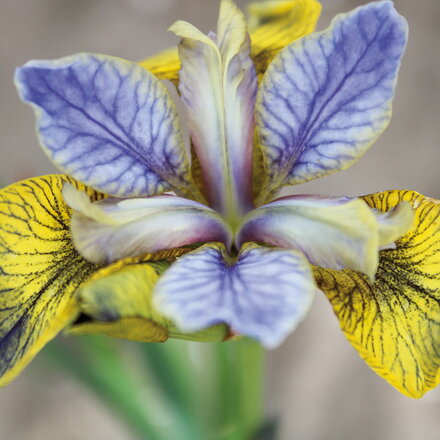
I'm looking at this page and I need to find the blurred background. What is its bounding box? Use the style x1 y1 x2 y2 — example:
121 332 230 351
0 0 439 439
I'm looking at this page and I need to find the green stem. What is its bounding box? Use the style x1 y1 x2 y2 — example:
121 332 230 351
140 340 204 438
44 337 265 440
44 336 195 440
215 339 265 440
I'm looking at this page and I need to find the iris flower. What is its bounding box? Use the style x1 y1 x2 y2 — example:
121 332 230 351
1 0 439 399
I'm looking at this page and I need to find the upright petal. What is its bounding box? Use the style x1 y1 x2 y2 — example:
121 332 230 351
64 185 232 264
154 243 317 348
138 0 321 86
0 175 102 386
256 1 408 200
171 0 257 220
249 0 321 200
248 0 321 78
236 195 413 280
314 190 440 398
15 54 195 198
69 258 229 343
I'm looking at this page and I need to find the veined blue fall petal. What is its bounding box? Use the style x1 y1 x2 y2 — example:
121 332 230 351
15 54 194 198
236 196 413 280
154 243 316 348
63 185 232 264
256 1 408 198
171 0 257 221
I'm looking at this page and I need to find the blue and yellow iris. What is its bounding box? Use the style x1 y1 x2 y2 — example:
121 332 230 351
1 0 439 399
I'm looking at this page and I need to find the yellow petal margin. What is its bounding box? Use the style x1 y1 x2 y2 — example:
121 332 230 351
0 175 104 386
139 0 321 84
314 190 440 398
69 259 229 343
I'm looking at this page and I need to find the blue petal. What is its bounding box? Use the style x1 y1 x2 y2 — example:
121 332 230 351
15 54 193 197
256 1 408 196
153 243 316 348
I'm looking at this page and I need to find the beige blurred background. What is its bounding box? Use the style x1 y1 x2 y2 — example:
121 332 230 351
0 0 439 439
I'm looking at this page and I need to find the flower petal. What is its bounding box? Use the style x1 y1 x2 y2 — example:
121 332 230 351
237 195 413 280
249 0 321 200
69 259 228 343
154 242 316 348
64 185 232 264
0 174 210 386
15 54 194 198
248 0 321 78
139 47 180 85
0 175 104 386
375 201 414 247
171 0 257 218
314 190 440 398
138 0 321 88
256 1 408 199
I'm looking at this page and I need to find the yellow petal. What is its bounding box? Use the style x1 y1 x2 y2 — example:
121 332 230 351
68 258 229 343
314 190 440 398
0 174 104 386
139 47 180 85
248 0 321 78
69 317 169 342
69 263 170 342
0 175 194 386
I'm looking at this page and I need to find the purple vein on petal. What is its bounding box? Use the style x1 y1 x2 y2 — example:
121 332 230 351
153 242 316 348
15 53 194 198
256 1 408 198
